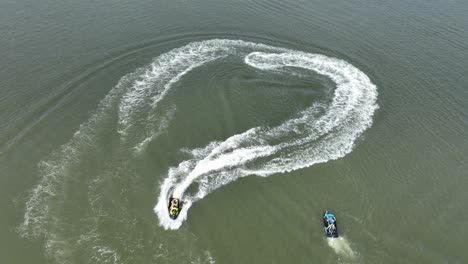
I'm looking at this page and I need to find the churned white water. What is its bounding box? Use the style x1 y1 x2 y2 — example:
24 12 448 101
20 40 377 261
328 237 356 256
139 40 379 230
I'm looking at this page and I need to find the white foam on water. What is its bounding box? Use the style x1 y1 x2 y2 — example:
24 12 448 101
19 70 139 239
133 104 177 154
116 40 291 149
91 246 121 264
20 39 377 261
327 237 357 260
148 40 378 230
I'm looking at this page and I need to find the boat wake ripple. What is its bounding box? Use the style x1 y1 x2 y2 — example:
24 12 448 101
20 39 378 253
144 40 379 230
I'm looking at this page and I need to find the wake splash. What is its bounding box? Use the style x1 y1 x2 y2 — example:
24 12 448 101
327 237 357 259
20 38 376 239
149 40 378 229
20 39 379 263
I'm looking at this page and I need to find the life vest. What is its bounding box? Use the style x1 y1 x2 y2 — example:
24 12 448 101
169 199 179 215
170 207 178 215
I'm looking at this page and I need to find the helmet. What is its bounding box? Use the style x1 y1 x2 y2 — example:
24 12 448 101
329 219 335 224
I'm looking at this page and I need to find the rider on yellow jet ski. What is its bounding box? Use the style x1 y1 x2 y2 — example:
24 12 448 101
168 197 180 219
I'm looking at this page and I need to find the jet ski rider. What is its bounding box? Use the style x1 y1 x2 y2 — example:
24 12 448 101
326 218 336 231
324 211 336 234
169 199 179 217
324 212 336 225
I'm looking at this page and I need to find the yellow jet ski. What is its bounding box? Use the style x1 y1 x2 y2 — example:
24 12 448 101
168 197 181 220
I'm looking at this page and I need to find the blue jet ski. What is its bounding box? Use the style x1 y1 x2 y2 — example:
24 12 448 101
168 197 181 220
323 210 339 238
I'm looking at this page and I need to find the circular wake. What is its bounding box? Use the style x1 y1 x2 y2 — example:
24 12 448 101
18 39 378 263
145 40 379 229
20 39 377 255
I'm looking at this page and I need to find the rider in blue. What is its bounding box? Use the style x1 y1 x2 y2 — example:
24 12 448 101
324 210 337 236
324 211 336 225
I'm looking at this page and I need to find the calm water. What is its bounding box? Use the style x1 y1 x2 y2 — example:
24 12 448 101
1 0 467 263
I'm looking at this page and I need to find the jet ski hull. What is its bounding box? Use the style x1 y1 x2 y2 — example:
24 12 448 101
323 210 339 238
168 197 181 220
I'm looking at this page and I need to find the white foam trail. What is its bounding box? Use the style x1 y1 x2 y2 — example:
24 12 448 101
327 237 357 259
92 246 121 264
20 38 377 234
133 104 176 154
172 128 275 198
19 71 139 239
117 40 283 148
148 40 378 229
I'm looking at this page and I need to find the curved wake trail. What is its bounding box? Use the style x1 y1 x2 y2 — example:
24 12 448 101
146 40 378 230
20 39 377 256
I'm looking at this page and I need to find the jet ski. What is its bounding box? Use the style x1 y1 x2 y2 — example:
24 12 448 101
323 210 339 238
168 197 181 220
